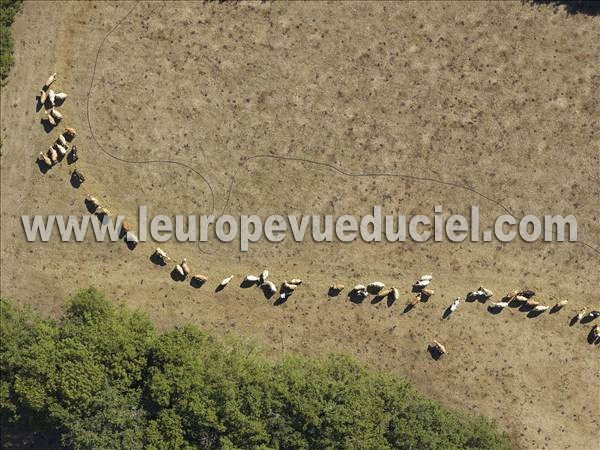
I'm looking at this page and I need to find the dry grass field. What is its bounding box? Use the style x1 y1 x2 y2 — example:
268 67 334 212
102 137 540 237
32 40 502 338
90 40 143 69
1 1 599 449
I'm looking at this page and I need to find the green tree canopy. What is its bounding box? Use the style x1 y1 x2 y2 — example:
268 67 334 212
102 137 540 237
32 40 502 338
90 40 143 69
1 288 513 450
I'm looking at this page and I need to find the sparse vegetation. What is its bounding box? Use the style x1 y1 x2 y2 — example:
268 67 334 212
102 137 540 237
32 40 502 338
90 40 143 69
0 288 513 449
0 0 22 83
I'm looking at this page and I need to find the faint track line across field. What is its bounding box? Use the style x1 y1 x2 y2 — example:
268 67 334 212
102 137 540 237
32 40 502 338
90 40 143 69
85 1 600 256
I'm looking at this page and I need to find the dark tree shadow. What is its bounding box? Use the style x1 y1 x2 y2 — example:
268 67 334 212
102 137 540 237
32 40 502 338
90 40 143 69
530 0 600 15
427 345 444 360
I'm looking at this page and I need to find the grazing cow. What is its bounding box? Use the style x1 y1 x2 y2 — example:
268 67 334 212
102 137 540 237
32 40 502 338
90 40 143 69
57 134 67 147
420 274 433 281
243 275 260 284
592 325 599 339
47 89 56 105
45 113 56 127
64 127 77 139
259 269 269 284
367 282 385 294
391 288 400 302
554 299 568 309
38 152 52 167
154 247 168 264
219 275 234 289
532 305 549 313
413 279 430 289
174 264 185 278
125 231 138 247
377 288 393 297
39 89 48 105
191 274 207 287
479 286 493 298
282 282 297 292
576 308 587 321
180 258 190 276
55 143 67 157
519 289 535 298
54 92 68 103
449 297 460 312
48 147 58 164
328 284 344 297
513 295 528 303
289 279 303 285
526 299 540 308
432 340 447 356
353 284 367 292
44 73 57 89
49 108 63 121
489 301 509 310
86 195 100 209
586 310 600 320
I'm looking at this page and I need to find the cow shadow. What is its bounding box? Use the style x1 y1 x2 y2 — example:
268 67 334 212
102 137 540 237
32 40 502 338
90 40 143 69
70 172 83 188
403 303 414 314
587 329 600 345
274 294 290 306
531 0 600 16
35 95 44 112
36 158 50 174
190 278 206 288
170 268 185 282
328 287 342 297
214 284 226 293
386 294 396 307
527 309 545 318
124 238 137 251
371 295 385 305
150 253 166 266
569 316 580 327
487 306 503 315
240 279 258 288
40 118 55 133
549 305 563 314
442 307 453 320
427 345 444 360
261 287 275 300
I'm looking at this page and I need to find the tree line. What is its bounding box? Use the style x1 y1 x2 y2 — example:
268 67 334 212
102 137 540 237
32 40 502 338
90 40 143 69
1 288 513 449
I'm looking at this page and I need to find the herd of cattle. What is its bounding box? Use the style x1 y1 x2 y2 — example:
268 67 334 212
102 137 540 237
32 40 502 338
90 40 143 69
33 73 600 357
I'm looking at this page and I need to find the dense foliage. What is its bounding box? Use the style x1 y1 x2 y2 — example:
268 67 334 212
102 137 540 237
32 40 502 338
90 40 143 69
1 288 513 449
0 0 22 83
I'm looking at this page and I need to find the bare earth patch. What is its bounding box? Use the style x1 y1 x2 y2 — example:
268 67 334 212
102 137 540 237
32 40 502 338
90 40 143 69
1 2 598 449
